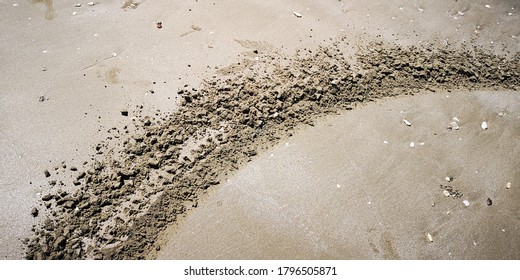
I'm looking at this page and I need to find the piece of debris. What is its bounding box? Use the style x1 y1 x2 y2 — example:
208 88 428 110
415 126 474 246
31 207 39 217
448 121 459 130
120 109 129 116
156 22 162 29
463 200 470 207
486 198 492 206
481 121 488 130
88 2 95 6
44 169 51 178
39 96 46 102
75 3 82 8
443 190 451 197
445 176 452 182
293 11 302 18
409 141 415 148
427 233 433 242
506 182 511 189
403 119 412 126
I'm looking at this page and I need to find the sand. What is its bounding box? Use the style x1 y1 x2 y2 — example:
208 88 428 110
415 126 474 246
157 90 520 259
0 0 519 259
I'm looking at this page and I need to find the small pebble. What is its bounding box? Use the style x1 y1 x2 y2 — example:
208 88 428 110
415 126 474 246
445 176 452 182
403 119 412 126
39 96 46 102
481 121 488 130
506 182 511 189
463 200 470 207
427 233 433 242
75 3 82 7
443 190 451 197
44 169 51 178
293 11 302 18
486 198 492 206
88 1 95 6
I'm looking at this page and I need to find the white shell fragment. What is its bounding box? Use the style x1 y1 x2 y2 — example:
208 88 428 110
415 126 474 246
463 200 470 207
75 3 82 7
449 121 459 130
427 233 433 242
506 182 511 189
443 190 451 197
409 142 415 148
88 1 95 6
293 11 302 18
445 176 452 182
481 121 488 130
403 119 412 126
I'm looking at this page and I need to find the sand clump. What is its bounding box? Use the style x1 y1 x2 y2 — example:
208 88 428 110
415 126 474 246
24 38 519 259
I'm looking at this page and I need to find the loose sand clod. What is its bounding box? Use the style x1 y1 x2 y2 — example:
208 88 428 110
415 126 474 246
24 37 519 259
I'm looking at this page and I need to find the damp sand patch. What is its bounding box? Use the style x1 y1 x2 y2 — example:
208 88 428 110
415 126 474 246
24 38 519 259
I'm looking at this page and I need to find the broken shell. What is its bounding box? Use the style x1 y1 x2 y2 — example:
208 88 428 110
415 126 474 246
481 121 488 130
506 182 511 189
427 233 433 242
449 121 459 130
293 11 303 18
463 200 470 207
403 119 412 126
486 198 492 206
443 190 451 197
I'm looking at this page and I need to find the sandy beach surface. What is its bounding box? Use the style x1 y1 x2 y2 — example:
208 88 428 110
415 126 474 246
157 90 520 259
0 0 519 259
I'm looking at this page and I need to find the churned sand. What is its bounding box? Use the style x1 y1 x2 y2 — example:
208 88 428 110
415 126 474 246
0 0 518 259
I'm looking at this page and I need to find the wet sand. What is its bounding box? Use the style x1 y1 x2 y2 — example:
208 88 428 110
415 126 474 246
0 0 519 259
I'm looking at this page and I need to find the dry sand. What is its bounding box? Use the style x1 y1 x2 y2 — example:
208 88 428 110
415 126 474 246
0 0 519 259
